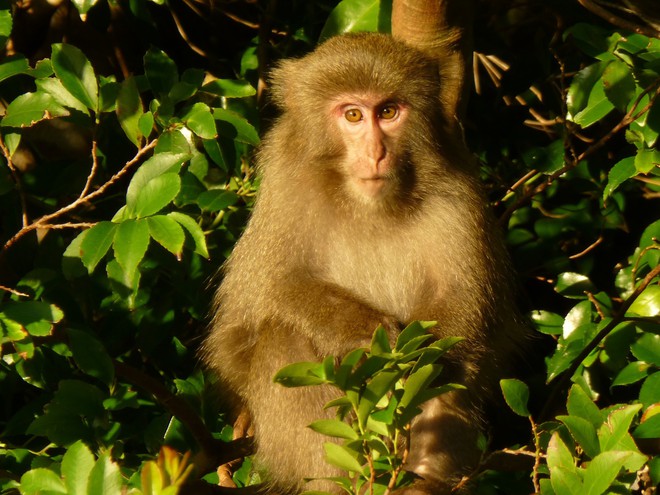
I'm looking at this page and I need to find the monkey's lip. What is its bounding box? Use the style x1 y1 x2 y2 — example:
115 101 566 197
355 176 388 196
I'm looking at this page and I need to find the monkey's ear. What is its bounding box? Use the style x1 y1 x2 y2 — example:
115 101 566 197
267 59 303 112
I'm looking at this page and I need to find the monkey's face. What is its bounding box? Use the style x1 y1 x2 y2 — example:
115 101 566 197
331 94 409 202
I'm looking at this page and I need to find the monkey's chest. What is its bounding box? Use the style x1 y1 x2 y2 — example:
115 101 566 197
322 236 438 321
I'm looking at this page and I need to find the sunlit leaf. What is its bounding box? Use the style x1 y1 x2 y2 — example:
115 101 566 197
113 219 150 275
500 378 530 417
117 77 143 147
1 92 69 127
51 43 98 111
61 441 94 495
202 79 256 98
147 215 185 257
319 0 390 40
80 222 117 273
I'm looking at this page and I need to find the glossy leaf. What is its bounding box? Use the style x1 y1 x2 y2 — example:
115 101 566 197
133 172 181 218
36 77 89 115
184 102 217 139
309 419 358 440
117 77 143 147
87 453 122 495
602 60 635 112
557 415 599 458
213 107 259 145
147 215 185 256
168 212 209 258
323 442 365 475
113 219 150 275
319 0 390 40
1 91 69 127
19 469 67 494
274 361 327 387
51 44 98 111
126 152 188 213
80 222 117 273
61 441 94 495
197 190 239 212
202 79 256 98
500 378 531 417
144 48 178 97
603 156 636 200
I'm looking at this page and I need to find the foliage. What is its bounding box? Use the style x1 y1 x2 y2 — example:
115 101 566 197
274 322 464 494
0 0 658 494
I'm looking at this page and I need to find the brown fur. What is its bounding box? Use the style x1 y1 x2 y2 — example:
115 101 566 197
203 33 526 494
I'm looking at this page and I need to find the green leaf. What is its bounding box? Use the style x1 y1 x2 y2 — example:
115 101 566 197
319 0 390 40
80 222 117 273
547 433 580 492
147 215 185 257
639 372 660 408
567 62 615 128
634 148 660 174
0 55 30 83
628 286 660 319
556 272 595 299
633 413 660 439
323 442 365 475
51 44 98 112
213 107 260 146
133 173 181 218
116 77 143 147
197 190 239 212
184 102 218 139
167 212 209 258
113 219 150 275
1 91 69 127
500 378 531 417
357 369 401 428
611 361 650 387
67 328 115 386
531 310 564 335
1 301 64 337
144 48 178 97
36 77 89 115
631 332 660 365
395 321 434 351
370 325 392 355
201 79 256 98
274 362 327 387
557 415 600 458
70 0 98 15
598 404 643 452
521 139 565 174
603 156 636 200
87 453 122 495
308 419 358 440
61 441 94 495
399 364 443 410
126 152 188 213
567 384 603 428
582 451 632 495
19 468 67 494
602 60 636 112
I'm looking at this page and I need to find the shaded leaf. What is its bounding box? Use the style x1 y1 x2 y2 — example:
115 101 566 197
500 378 531 417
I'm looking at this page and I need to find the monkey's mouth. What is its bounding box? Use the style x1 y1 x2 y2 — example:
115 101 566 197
355 176 388 197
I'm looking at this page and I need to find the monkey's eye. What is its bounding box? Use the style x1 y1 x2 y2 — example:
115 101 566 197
379 105 398 120
344 108 363 122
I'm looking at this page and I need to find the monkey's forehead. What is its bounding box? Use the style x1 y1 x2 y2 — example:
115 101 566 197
271 33 440 107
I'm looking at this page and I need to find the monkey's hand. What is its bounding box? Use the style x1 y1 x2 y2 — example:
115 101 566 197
273 277 401 357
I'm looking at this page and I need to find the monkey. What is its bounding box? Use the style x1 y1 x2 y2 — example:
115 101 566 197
203 33 527 494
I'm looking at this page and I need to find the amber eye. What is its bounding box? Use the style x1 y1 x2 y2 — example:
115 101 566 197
344 108 363 122
379 105 398 120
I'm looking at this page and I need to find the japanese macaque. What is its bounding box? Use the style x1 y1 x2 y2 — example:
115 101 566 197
203 33 526 494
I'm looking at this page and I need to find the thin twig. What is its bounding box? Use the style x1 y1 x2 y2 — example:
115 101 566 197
2 139 158 253
577 0 660 38
0 135 28 228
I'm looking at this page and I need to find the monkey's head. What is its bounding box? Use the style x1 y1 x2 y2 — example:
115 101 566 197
268 33 448 211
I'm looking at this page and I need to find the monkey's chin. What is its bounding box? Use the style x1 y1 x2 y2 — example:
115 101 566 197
354 177 388 200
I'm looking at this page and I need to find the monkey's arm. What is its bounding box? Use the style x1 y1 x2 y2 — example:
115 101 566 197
268 273 400 357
